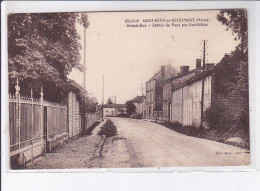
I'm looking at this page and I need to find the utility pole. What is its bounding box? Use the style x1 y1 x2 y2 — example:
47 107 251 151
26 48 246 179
102 75 104 121
83 21 87 132
200 40 206 129
81 12 89 132
141 83 144 97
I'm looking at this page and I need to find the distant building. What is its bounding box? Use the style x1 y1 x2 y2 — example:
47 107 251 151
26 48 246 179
130 96 145 115
145 64 177 118
103 104 127 117
142 97 146 117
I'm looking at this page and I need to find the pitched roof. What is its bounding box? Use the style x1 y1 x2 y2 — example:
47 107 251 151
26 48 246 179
130 96 145 103
67 79 87 93
146 71 160 83
146 64 177 83
171 69 214 92
103 104 126 108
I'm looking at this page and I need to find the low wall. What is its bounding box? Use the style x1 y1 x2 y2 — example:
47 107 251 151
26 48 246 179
47 132 69 153
85 112 101 130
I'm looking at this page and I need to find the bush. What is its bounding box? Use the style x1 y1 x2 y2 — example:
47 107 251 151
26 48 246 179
204 101 236 131
98 119 118 137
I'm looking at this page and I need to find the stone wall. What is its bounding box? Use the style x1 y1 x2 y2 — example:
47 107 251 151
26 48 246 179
85 112 101 130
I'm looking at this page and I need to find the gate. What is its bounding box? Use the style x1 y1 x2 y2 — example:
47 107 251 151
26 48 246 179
9 79 67 168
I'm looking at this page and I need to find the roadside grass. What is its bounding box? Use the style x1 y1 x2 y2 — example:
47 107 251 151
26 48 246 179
161 121 250 150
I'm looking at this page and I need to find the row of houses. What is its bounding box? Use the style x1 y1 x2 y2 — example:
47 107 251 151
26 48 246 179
100 96 145 117
98 59 220 128
142 59 215 127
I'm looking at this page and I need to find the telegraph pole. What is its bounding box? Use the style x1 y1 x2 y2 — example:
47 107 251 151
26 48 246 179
83 21 87 132
200 40 206 129
141 83 144 97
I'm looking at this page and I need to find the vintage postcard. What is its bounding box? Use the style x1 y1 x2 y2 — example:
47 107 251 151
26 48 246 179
7 9 250 170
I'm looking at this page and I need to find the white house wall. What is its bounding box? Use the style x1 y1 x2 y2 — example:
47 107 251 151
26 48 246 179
134 103 143 115
103 107 126 116
103 108 117 116
171 88 183 123
171 75 212 127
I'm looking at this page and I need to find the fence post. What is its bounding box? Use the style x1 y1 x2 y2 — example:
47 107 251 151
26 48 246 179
15 78 21 153
31 89 34 161
40 87 46 154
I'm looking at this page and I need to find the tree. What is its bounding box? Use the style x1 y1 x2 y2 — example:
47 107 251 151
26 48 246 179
216 9 248 100
107 97 113 104
85 94 98 113
126 101 136 115
211 10 249 132
8 13 88 102
217 9 247 53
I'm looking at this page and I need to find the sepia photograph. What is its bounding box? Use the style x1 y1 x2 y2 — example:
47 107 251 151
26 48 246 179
7 9 250 170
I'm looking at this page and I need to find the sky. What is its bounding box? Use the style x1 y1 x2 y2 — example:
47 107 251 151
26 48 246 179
68 10 238 104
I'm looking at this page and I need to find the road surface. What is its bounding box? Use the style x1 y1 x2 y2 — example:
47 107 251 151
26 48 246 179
110 117 250 167
27 117 250 169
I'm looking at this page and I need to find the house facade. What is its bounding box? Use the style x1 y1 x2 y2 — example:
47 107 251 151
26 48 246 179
103 104 127 117
162 59 203 121
161 59 215 127
145 64 177 119
171 71 213 127
142 97 146 117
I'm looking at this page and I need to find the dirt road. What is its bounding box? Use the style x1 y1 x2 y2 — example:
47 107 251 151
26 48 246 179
110 117 250 167
27 117 250 169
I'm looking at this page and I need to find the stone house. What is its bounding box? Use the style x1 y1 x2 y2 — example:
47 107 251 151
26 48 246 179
145 64 177 119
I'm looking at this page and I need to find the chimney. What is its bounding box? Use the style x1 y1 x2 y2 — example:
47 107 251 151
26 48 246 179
180 66 189 75
161 66 166 79
196 59 202 69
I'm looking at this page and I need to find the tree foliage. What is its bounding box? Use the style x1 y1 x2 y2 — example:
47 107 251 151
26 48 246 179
214 47 247 96
215 9 248 98
126 101 136 115
107 97 113 104
85 94 98 113
217 9 247 52
206 10 249 132
8 13 86 102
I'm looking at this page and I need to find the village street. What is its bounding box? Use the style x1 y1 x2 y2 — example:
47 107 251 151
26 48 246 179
27 117 249 169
